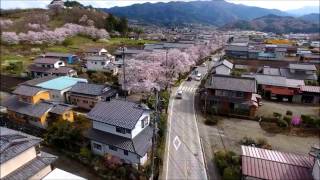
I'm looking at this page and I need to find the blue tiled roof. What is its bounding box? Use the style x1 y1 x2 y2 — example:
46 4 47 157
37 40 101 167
36 76 87 90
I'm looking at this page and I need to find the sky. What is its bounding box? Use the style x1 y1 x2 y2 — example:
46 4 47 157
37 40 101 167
0 0 319 11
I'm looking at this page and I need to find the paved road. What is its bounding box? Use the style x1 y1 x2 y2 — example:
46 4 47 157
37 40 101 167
163 63 211 180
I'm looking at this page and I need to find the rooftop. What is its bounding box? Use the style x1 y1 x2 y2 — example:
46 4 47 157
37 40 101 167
36 76 87 91
242 145 314 180
34 58 61 64
213 59 233 69
0 127 42 164
12 85 47 97
206 75 256 93
289 64 317 71
300 85 320 93
87 99 149 130
69 82 115 96
43 168 86 180
45 52 75 57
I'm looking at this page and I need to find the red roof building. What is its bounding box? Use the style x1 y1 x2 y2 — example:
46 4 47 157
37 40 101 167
241 146 315 180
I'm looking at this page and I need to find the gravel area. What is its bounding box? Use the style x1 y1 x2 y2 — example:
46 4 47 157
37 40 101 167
257 101 319 117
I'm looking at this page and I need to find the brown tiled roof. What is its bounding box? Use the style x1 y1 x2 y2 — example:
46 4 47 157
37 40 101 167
242 146 314 180
207 75 256 93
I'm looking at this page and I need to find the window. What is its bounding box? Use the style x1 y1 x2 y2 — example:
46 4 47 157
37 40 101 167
141 116 149 128
236 92 244 98
83 100 88 104
124 150 128 156
101 62 105 65
126 129 131 133
116 126 126 134
109 145 117 151
93 143 102 151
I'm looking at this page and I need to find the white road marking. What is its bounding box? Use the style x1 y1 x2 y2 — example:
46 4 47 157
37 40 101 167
173 136 181 151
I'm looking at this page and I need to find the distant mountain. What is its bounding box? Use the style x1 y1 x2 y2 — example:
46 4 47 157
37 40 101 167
103 0 288 26
287 6 320 16
299 13 320 24
221 14 320 34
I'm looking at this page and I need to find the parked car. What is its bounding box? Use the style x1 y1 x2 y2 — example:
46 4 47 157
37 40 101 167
195 73 202 81
201 63 206 67
187 76 192 81
176 90 183 99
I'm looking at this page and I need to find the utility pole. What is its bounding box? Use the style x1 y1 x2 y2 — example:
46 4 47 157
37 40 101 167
121 46 126 100
150 88 159 180
165 48 169 90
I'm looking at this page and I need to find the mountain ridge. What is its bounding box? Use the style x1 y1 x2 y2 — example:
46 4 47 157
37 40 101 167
103 0 288 26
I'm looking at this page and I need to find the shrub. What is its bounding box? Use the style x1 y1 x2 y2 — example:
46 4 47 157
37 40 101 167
261 116 278 123
301 115 314 125
204 117 218 126
62 37 73 46
79 147 91 159
223 167 241 180
283 116 291 124
277 119 289 128
256 138 268 147
241 136 255 146
273 112 282 119
286 110 293 116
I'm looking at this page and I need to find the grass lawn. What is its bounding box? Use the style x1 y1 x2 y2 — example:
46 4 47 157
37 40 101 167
1 36 158 75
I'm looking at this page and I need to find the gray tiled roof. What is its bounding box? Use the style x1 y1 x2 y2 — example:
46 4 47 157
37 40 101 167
2 96 53 118
2 152 57 180
69 82 107 96
0 127 42 164
34 58 60 64
28 64 75 74
85 56 109 61
86 126 153 156
49 104 72 115
262 67 281 76
289 64 317 71
45 52 74 57
87 100 148 129
207 75 256 93
12 85 47 96
213 60 233 69
225 45 248 52
280 68 318 81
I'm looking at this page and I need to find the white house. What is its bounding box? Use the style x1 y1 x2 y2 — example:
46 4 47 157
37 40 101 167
212 59 233 75
85 48 108 56
86 100 153 165
0 127 57 180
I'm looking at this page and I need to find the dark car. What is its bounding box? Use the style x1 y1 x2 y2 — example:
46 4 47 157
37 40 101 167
187 76 192 81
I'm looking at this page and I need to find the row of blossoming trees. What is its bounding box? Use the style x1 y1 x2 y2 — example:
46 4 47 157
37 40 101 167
1 19 109 45
118 40 224 93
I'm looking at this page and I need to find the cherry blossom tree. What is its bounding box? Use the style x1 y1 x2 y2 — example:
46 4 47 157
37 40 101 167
1 32 19 44
0 19 13 29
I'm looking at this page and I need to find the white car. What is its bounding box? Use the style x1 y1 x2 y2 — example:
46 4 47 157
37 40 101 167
201 63 206 67
195 73 202 81
176 90 183 99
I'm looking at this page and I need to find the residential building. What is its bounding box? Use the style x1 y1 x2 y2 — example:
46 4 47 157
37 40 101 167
212 59 233 75
2 85 74 129
66 82 117 110
293 85 320 105
241 145 316 180
86 100 153 165
84 55 118 74
43 52 79 64
84 48 108 56
28 58 77 78
203 75 259 118
21 76 88 101
300 54 320 64
243 74 305 102
0 127 57 179
262 64 318 81
225 44 248 59
113 48 145 63
43 168 86 180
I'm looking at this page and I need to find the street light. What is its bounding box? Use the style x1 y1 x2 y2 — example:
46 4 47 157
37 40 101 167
120 46 126 100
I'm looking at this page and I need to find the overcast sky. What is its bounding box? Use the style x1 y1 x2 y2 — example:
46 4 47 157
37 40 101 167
1 0 319 11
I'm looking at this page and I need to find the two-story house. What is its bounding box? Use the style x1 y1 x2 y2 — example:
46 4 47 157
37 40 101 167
22 76 88 102
84 48 108 56
0 127 57 179
84 55 117 74
204 74 259 118
66 82 117 110
212 59 233 75
2 85 74 129
28 58 77 78
86 100 153 165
